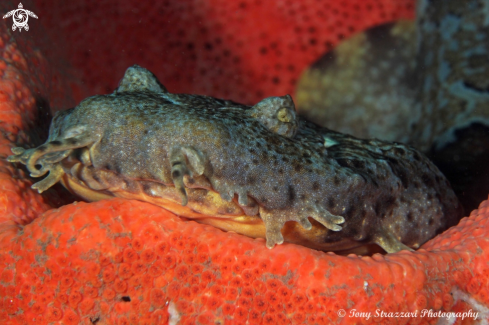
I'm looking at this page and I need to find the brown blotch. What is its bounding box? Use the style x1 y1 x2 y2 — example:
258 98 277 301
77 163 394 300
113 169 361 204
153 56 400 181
407 212 414 222
293 163 302 172
287 185 296 202
333 176 340 186
312 182 319 191
421 173 435 188
65 138 80 145
142 183 154 196
327 197 335 209
374 201 381 215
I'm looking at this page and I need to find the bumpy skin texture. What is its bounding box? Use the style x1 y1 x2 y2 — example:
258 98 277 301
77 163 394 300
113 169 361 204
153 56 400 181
9 65 462 253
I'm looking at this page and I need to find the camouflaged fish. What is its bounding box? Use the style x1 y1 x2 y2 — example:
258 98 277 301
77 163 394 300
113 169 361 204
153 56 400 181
8 65 463 253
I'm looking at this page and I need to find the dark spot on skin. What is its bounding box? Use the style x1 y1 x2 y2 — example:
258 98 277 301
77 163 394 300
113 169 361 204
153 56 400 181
333 176 340 186
374 201 381 215
142 183 154 196
268 137 281 146
428 217 434 226
252 159 259 164
121 296 131 302
104 163 112 170
282 157 289 163
50 140 62 146
144 130 149 134
36 145 48 153
66 138 80 145
273 186 278 192
172 170 180 178
287 185 295 201
345 204 358 218
294 163 302 172
407 212 414 222
385 196 397 210
90 317 100 324
312 182 319 191
327 197 335 209
351 160 365 169
422 173 435 188
336 159 351 168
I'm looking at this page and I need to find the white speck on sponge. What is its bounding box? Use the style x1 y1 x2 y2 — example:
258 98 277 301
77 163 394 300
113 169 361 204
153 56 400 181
168 301 181 325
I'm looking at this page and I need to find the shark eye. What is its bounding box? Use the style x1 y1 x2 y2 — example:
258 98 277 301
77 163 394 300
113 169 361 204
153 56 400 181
277 107 293 123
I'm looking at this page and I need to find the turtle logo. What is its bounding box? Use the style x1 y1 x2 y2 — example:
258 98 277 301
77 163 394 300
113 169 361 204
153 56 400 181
3 3 38 32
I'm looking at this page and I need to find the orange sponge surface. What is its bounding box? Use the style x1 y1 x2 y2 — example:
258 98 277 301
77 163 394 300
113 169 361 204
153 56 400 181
2 198 489 325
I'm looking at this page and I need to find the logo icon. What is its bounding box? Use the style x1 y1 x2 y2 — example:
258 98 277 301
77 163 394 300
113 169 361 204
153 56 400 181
3 3 38 32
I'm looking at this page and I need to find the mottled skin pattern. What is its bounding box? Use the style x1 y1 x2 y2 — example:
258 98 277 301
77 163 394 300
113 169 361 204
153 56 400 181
8 65 463 253
296 0 489 214
412 0 489 152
